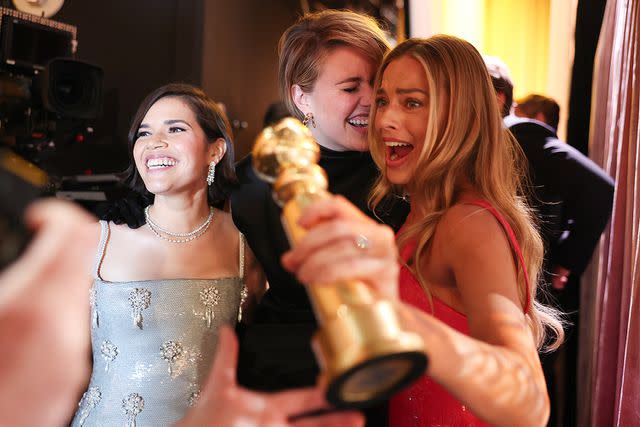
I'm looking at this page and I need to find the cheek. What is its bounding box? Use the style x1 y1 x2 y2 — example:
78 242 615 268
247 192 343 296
411 116 429 142
320 92 352 117
339 94 360 112
132 144 144 167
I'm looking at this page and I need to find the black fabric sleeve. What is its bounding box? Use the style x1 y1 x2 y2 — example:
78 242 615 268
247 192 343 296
95 190 151 229
511 122 614 276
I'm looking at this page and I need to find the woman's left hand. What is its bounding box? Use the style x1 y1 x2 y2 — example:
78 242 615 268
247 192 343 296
281 195 400 300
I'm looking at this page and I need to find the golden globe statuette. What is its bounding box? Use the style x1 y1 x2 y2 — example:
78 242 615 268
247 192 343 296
252 118 427 409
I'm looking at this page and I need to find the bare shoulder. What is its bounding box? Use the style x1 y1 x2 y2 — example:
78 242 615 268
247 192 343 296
106 221 148 240
436 203 510 260
439 203 504 238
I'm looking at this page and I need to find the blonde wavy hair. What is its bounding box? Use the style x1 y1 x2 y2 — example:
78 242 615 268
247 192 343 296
277 9 390 120
369 36 563 351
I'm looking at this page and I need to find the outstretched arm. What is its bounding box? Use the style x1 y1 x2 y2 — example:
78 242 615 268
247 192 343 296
0 199 98 427
283 196 551 427
403 205 549 427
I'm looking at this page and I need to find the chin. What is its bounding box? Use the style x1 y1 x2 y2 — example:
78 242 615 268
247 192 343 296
345 137 369 152
385 172 408 186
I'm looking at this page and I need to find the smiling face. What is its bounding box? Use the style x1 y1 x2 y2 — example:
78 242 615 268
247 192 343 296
374 55 432 186
294 46 376 152
132 96 220 197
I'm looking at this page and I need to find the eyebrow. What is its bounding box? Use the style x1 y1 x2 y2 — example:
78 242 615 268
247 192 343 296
139 119 192 129
398 88 428 95
335 77 363 85
376 87 427 96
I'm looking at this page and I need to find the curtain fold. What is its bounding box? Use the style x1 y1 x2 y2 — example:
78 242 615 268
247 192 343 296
583 0 640 425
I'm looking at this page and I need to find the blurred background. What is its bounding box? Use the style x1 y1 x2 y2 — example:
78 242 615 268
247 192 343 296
0 0 602 176
2 2 637 427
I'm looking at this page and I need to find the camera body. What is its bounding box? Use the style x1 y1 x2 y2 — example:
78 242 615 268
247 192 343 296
0 7 106 269
0 7 103 148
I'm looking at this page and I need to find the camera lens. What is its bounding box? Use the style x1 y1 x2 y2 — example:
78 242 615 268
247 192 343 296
43 58 103 119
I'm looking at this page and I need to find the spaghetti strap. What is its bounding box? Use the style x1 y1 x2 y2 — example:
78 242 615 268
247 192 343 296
464 199 532 314
237 232 248 322
93 220 110 280
238 232 245 280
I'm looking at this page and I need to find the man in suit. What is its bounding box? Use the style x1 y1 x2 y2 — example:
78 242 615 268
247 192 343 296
484 56 615 427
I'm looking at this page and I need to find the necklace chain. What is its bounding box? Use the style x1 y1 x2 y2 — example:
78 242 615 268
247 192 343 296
145 206 214 243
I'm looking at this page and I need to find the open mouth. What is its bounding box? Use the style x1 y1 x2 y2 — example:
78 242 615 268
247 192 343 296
146 157 177 170
385 142 413 161
347 117 368 128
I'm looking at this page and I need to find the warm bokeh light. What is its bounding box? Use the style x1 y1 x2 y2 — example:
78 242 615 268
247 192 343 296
409 0 577 138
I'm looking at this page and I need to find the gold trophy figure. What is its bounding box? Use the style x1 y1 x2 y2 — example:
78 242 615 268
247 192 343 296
252 118 427 408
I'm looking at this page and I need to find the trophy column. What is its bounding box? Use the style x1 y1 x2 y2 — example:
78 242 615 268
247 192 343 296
252 118 427 408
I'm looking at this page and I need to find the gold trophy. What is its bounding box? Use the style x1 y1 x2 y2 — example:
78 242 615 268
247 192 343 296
252 118 427 408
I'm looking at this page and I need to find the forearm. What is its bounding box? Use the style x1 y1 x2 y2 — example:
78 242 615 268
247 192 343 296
414 311 549 427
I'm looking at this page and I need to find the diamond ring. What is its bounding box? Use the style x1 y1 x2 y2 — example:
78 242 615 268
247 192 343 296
354 234 370 250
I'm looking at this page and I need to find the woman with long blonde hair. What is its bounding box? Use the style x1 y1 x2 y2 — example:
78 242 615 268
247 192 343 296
283 35 563 427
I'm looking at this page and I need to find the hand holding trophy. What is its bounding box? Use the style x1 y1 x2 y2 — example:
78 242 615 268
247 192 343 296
252 118 427 409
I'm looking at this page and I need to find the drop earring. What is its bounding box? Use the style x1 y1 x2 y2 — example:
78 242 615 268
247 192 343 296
302 112 316 128
206 161 216 186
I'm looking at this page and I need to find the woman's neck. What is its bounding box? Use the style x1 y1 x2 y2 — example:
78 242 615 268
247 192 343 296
147 191 211 233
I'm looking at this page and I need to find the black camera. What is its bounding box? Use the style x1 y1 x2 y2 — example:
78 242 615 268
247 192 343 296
0 7 103 145
0 7 105 269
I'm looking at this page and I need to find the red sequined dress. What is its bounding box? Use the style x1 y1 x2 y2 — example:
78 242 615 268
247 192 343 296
389 200 531 427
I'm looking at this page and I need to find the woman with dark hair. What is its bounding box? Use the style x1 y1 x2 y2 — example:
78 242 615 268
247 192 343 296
68 83 362 427
100 10 408 426
71 83 252 426
122 84 238 209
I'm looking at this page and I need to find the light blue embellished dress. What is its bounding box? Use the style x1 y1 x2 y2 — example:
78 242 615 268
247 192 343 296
71 221 247 427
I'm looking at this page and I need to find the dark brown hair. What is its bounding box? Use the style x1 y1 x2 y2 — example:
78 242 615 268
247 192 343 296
516 94 560 129
122 83 237 207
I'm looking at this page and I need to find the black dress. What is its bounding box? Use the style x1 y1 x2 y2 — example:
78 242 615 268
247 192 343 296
232 146 408 426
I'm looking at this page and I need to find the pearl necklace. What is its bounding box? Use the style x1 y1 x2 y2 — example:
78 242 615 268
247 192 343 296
145 206 214 243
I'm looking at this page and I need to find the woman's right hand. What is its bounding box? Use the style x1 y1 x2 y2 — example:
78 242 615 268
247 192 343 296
281 195 400 301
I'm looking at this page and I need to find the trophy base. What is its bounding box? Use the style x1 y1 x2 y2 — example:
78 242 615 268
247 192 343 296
312 300 428 409
326 350 428 409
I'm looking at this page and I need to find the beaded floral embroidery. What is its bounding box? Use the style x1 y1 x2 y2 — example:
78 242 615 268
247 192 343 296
160 340 184 377
100 340 118 372
122 393 144 427
128 288 151 329
238 284 248 322
89 287 99 328
188 390 200 407
76 386 101 426
200 287 220 327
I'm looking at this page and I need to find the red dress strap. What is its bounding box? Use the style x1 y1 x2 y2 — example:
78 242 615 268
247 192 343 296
464 199 531 314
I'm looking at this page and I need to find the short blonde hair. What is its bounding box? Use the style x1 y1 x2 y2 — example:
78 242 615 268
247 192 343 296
278 9 390 120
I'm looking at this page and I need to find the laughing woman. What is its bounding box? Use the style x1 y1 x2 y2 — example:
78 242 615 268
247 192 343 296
283 36 564 427
67 83 366 427
70 83 251 427
233 10 409 402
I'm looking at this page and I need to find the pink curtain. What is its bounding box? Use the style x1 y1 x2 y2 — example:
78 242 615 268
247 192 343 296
581 0 640 425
